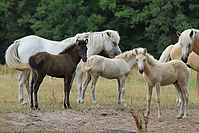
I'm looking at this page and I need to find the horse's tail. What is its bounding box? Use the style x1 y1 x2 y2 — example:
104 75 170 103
29 55 44 69
159 44 174 63
82 61 92 72
5 40 30 70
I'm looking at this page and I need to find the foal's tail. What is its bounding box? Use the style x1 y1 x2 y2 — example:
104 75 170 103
29 55 44 69
159 44 174 63
82 61 92 72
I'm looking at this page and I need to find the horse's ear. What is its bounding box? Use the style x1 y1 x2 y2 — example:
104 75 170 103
85 39 88 44
135 48 138 55
190 30 194 37
176 31 181 37
106 32 111 37
76 39 79 45
144 48 147 55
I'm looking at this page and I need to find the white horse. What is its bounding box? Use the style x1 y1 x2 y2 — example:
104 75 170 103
5 30 122 105
176 29 199 63
81 50 137 106
135 48 190 119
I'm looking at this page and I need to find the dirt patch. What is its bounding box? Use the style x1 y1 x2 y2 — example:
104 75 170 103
0 108 199 132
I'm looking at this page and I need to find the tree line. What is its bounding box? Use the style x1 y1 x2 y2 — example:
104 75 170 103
0 0 198 64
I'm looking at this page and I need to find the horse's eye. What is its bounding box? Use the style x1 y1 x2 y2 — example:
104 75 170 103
188 44 191 48
144 59 146 61
136 59 138 61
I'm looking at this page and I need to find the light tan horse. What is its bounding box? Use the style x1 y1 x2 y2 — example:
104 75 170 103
135 48 190 119
81 50 137 106
176 29 199 63
159 42 199 100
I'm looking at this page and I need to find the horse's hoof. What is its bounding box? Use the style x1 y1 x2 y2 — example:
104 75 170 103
144 114 149 118
183 115 188 119
96 104 100 107
22 101 28 105
123 103 127 107
176 114 183 119
158 115 162 119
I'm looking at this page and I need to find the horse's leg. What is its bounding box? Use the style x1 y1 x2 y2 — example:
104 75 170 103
155 84 162 119
18 70 30 105
33 74 45 110
178 83 189 119
194 72 199 98
117 79 121 105
176 93 181 107
24 70 31 102
90 74 99 106
173 83 185 119
118 77 127 106
63 75 72 109
76 61 83 103
30 70 36 109
145 84 153 118
81 72 91 104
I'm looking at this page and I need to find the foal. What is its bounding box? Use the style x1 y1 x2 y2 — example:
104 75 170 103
29 39 88 110
135 48 190 119
81 50 137 106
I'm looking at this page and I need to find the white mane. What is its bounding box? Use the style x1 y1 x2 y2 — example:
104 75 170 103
61 30 120 48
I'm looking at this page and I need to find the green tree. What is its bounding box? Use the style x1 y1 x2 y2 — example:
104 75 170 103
0 0 39 64
31 0 106 41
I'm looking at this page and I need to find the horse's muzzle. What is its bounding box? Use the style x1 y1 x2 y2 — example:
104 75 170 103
181 55 188 63
82 57 87 62
139 69 144 74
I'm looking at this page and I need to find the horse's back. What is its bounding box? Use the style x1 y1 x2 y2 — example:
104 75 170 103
86 55 130 79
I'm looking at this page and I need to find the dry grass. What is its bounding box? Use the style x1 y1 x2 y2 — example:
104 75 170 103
0 65 199 112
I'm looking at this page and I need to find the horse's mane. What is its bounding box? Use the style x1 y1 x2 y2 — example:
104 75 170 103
59 43 76 54
115 49 135 59
61 30 120 48
146 53 159 65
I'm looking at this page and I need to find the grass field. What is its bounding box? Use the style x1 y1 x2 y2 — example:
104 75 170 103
0 65 199 113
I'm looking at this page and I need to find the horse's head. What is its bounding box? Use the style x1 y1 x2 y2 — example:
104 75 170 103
76 39 88 62
103 30 122 57
177 29 195 63
135 48 147 74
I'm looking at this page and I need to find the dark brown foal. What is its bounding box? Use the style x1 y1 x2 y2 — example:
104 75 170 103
29 39 88 110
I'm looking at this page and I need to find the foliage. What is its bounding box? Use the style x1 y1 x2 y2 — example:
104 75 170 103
0 0 198 63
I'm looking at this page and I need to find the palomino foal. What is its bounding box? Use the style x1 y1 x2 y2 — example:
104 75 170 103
135 48 190 119
29 39 88 110
81 50 137 106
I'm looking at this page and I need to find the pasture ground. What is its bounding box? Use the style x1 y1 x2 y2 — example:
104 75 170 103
0 65 199 132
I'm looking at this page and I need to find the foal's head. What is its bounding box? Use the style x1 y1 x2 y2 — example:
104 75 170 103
76 39 88 62
135 48 147 74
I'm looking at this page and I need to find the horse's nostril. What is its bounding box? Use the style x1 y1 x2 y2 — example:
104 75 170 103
139 69 143 74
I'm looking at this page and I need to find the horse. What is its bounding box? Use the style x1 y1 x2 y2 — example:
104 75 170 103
135 48 190 119
176 29 199 63
81 50 137 106
5 30 122 105
29 39 88 110
159 42 199 104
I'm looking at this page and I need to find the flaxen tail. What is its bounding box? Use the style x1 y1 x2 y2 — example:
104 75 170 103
159 44 174 63
82 61 92 72
29 56 44 69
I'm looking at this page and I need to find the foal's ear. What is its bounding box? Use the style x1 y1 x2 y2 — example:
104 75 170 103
144 48 147 55
176 31 181 37
135 48 138 55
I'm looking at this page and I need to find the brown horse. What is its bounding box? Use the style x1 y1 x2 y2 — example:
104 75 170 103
29 39 88 110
